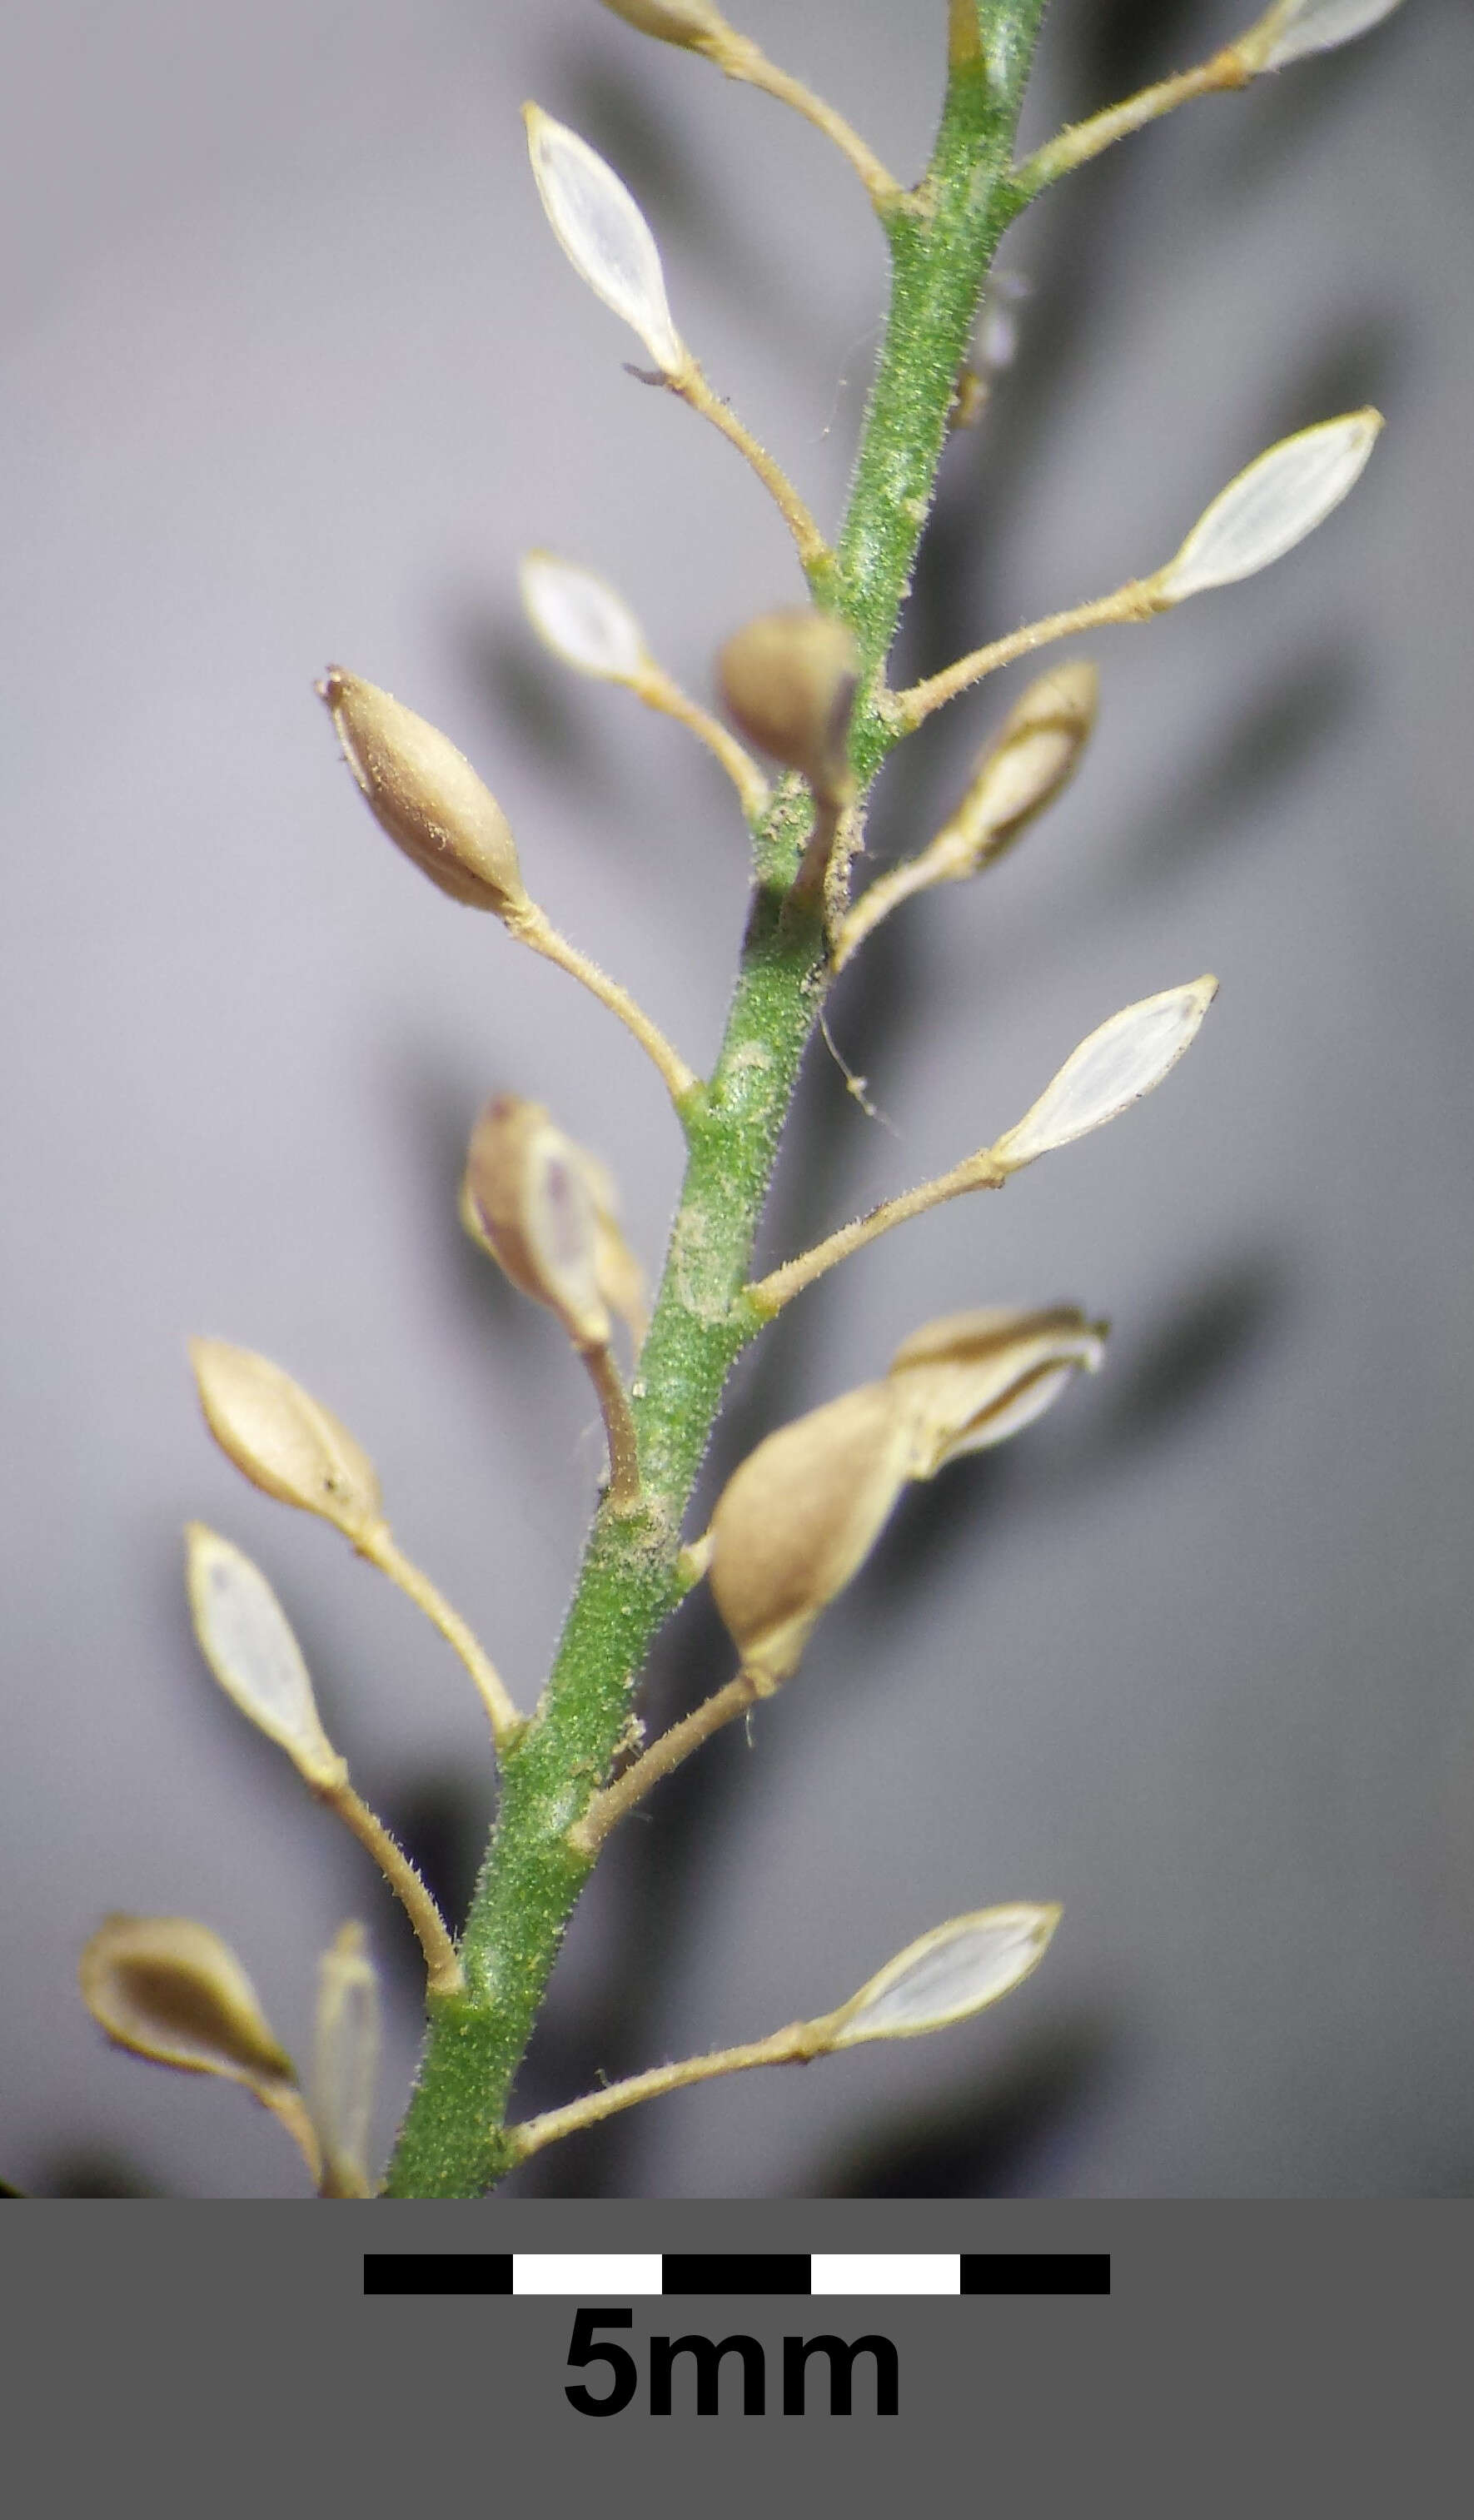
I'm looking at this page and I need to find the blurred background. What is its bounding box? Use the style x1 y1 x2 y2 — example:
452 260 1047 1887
3 0 1472 2199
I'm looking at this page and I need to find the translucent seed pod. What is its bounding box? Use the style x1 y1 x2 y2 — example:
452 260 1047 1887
1155 413 1382 604
188 1340 382 1545
595 0 730 49
318 669 530 918
717 608 860 807
1244 0 1406 74
311 1922 381 2199
79 1915 298 2092
575 1144 650 1347
523 105 688 376
186 1526 346 1790
461 1096 612 1351
821 1905 1061 2048
707 1382 914 1691
520 551 650 685
990 977 1218 1173
889 1306 1108 1476
934 660 1099 874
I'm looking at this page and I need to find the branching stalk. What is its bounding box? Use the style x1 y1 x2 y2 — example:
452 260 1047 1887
1015 44 1250 197
509 2014 826 2162
569 1670 760 1856
746 1150 1006 1319
383 1 1051 2200
889 577 1165 731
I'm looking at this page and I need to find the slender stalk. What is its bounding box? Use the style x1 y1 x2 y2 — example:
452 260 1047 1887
260 2082 325 2187
636 664 770 821
511 903 700 1108
383 0 1050 2200
356 1522 524 1748
1014 45 1249 197
712 32 908 222
319 1778 463 1996
508 2016 824 2162
570 1671 760 1857
890 576 1164 731
670 362 831 582
833 838 956 968
580 1342 643 1516
746 1149 1005 1319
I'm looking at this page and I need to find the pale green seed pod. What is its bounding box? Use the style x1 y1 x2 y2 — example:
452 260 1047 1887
1153 414 1382 604
717 608 859 807
461 1096 612 1350
820 1905 1062 2048
319 669 530 917
1242 0 1406 76
186 1525 346 1790
990 979 1218 1173
311 1922 381 2199
188 1339 383 1544
523 105 688 376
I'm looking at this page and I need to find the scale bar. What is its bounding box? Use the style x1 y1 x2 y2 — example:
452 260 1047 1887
364 2251 1109 2298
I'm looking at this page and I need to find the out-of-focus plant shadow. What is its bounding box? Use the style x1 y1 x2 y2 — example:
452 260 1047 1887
814 2010 1127 2199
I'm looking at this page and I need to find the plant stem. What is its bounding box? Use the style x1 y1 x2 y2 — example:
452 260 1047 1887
382 0 1048 2200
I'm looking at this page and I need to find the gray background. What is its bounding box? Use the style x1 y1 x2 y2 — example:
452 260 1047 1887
3 0 1471 2199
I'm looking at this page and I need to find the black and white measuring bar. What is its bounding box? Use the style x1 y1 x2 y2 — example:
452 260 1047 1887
364 2252 1108 2298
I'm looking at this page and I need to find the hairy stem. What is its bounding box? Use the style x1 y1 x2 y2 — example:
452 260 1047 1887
383 0 1048 2200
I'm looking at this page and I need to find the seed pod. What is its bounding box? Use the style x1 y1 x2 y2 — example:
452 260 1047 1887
1247 0 1405 74
990 978 1218 1172
707 1382 914 1691
575 1145 649 1346
595 0 730 49
708 1306 1106 1685
318 669 530 918
1154 413 1382 605
889 1306 1107 1475
186 1525 346 1790
823 1905 1061 2048
934 661 1098 874
79 1915 298 2094
188 1340 382 1545
717 608 859 807
311 1922 381 2199
462 1096 611 1350
520 550 650 684
523 105 687 376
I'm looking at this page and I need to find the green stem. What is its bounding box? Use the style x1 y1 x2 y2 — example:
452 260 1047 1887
383 0 1048 2200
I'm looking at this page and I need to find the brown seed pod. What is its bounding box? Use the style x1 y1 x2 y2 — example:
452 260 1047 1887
188 1340 382 1543
595 0 730 48
935 660 1098 874
707 1382 912 1691
319 668 530 917
717 608 859 806
461 1096 612 1350
79 1915 298 2092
